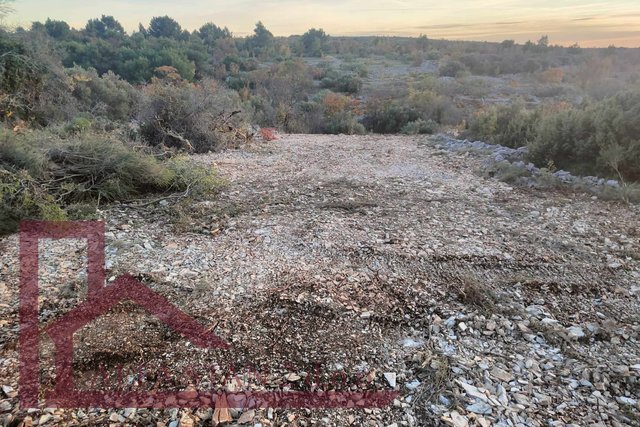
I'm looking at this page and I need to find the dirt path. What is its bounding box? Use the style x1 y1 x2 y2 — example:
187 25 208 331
1 134 639 426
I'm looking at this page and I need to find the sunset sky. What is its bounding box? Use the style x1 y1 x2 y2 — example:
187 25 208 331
7 0 640 47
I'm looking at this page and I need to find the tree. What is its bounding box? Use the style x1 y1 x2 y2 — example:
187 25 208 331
417 34 429 51
501 39 515 49
137 23 148 36
197 22 231 47
537 35 549 48
301 28 327 57
85 15 125 38
248 21 274 56
44 19 71 39
148 16 182 39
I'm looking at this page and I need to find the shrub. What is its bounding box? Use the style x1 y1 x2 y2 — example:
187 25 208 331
324 110 365 135
47 134 176 202
316 91 365 135
63 116 92 135
287 100 324 134
362 101 420 134
0 130 224 234
469 100 540 148
340 62 368 78
0 130 49 178
529 91 640 181
164 155 223 197
68 67 141 121
0 168 66 235
459 53 500 76
247 60 313 128
406 89 463 125
0 31 76 125
438 60 467 77
320 71 362 94
401 119 438 135
472 90 640 182
139 78 249 152
301 28 328 57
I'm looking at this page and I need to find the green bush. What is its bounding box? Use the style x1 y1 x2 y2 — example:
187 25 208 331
469 100 539 148
406 89 463 126
164 155 224 197
68 67 141 121
246 60 315 129
438 60 467 77
340 62 369 78
139 78 249 152
320 71 362 94
469 91 640 182
401 119 438 135
0 168 66 235
0 130 224 235
362 102 420 133
63 116 92 135
324 110 365 135
0 31 76 125
47 134 175 202
529 92 640 181
0 130 49 178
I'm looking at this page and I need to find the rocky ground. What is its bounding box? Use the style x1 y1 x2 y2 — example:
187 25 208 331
0 134 639 426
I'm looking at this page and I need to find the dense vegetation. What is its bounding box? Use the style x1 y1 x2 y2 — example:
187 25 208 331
1 12 639 232
468 92 640 183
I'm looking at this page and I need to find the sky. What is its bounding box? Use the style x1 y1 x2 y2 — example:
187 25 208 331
6 0 640 47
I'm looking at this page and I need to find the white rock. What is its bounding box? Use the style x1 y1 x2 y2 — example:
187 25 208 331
285 373 301 382
109 412 125 423
384 372 397 388
406 379 421 390
525 305 546 318
443 411 469 427
39 414 53 424
456 380 487 401
616 396 637 406
566 326 585 339
466 401 493 415
1 385 15 398
402 338 424 348
123 408 136 418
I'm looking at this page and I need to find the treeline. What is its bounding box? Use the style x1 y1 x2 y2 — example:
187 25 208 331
23 15 636 82
20 16 316 83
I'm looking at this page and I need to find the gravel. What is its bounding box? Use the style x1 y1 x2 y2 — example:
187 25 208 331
1 134 639 426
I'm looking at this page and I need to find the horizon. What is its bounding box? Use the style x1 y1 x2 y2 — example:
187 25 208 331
6 0 640 48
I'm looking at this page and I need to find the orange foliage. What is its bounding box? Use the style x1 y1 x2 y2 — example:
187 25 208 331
154 66 182 82
260 128 278 141
539 68 564 84
323 92 352 116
